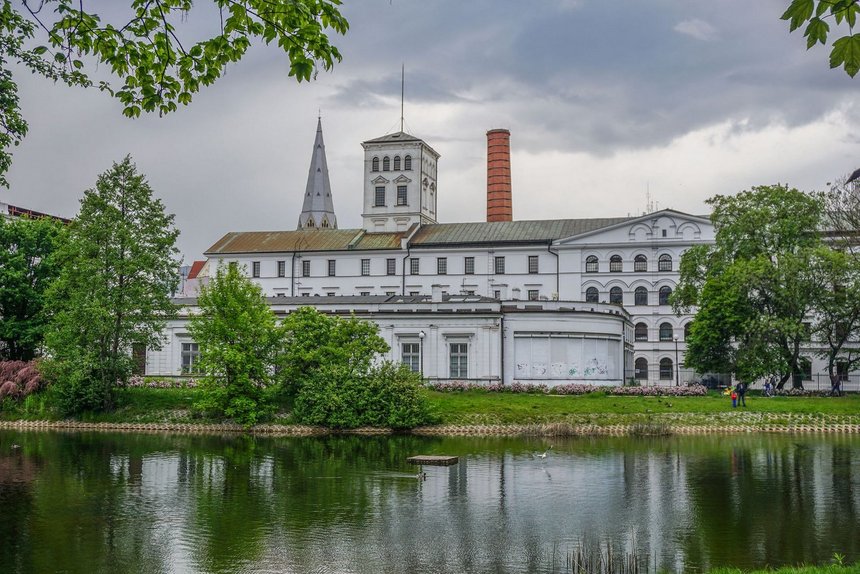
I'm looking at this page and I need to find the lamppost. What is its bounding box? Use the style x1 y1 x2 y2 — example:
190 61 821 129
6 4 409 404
418 330 426 379
673 334 680 387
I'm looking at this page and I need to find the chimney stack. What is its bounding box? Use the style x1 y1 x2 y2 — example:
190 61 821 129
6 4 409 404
486 128 512 222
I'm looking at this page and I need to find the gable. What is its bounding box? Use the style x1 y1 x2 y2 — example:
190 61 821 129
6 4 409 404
554 210 714 246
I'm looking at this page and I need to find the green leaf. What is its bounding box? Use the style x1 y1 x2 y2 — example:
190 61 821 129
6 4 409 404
804 17 829 48
32 45 48 55
781 0 815 32
830 33 860 77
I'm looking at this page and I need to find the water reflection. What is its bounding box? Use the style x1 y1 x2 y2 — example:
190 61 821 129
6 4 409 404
0 431 858 573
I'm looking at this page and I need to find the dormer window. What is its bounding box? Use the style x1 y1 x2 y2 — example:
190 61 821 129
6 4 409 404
393 156 401 170
371 157 379 172
383 156 390 171
321 218 330 228
404 155 412 170
305 217 315 228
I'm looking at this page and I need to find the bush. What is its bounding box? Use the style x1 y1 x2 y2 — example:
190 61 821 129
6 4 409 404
0 360 47 401
293 361 433 429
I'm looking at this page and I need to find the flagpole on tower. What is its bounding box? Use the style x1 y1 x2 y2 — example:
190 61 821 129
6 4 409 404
400 63 405 133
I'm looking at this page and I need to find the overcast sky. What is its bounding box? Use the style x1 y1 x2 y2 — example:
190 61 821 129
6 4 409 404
3 1 859 261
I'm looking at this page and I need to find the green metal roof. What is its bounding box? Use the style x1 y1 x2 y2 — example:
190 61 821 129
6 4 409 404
205 229 405 255
409 218 633 247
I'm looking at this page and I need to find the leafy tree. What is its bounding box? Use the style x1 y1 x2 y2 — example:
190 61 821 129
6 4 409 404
0 0 348 186
188 262 287 426
44 156 179 413
782 0 860 77
674 185 826 388
0 215 64 360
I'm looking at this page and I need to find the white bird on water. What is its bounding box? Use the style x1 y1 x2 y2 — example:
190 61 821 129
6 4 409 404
538 445 553 459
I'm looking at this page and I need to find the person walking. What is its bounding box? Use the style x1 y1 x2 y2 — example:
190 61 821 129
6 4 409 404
737 381 747 407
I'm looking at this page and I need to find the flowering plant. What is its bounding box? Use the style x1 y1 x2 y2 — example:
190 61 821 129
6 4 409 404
0 361 45 400
426 380 709 397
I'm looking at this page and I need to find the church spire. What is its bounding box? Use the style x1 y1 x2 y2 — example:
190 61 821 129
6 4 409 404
297 117 338 230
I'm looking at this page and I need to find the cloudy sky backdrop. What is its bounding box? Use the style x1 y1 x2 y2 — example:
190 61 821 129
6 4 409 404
4 0 859 260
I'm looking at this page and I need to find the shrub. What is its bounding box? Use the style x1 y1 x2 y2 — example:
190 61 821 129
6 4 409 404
0 360 46 401
293 361 433 429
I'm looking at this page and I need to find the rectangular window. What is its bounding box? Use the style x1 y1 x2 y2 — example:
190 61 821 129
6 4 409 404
437 257 447 275
409 291 420 296
302 260 310 277
528 255 539 274
402 342 420 373
361 258 370 276
450 343 468 378
386 258 396 275
277 260 286 278
386 291 396 296
528 290 539 301
252 261 260 278
494 290 501 299
360 291 370 296
494 256 505 274
375 186 386 207
464 256 475 275
326 292 335 296
328 259 336 277
410 258 420 275
397 185 408 206
181 342 200 374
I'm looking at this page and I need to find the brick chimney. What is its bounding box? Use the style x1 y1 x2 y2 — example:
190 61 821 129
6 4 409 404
486 128 512 222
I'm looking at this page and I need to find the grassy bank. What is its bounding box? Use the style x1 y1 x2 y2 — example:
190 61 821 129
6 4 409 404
3 387 860 430
710 567 860 573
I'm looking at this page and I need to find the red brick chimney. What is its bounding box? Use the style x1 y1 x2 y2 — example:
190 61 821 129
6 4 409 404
486 128 512 222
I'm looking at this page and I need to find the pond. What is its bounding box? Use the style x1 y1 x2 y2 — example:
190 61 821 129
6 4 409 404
0 430 858 573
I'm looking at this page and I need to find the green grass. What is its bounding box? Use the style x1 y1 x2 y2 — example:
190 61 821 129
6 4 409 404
709 567 860 574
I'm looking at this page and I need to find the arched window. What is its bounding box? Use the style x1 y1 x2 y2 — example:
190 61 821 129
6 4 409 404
609 286 623 304
659 322 674 341
635 357 648 380
684 322 692 340
585 287 599 303
658 254 672 271
609 255 622 272
404 155 412 170
585 255 598 273
371 157 379 172
634 254 647 272
305 217 315 228
659 358 673 380
659 286 672 305
393 155 401 170
634 286 648 306
382 156 390 171
320 218 330 228
634 323 648 341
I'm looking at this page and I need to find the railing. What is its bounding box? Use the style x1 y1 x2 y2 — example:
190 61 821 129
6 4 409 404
626 368 860 392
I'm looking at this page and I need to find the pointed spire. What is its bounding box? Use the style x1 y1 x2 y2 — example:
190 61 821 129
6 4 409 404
297 117 337 230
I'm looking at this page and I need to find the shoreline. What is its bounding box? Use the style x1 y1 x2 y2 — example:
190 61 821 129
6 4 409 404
3 414 860 437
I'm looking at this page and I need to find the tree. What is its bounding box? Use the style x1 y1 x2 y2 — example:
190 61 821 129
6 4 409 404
0 215 64 360
44 156 179 413
0 0 348 186
674 185 826 388
188 262 287 426
782 0 860 77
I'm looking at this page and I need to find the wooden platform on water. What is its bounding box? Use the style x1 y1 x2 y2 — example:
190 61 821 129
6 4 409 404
407 455 459 466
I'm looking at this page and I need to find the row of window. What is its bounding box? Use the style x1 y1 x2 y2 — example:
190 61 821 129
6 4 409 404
634 322 690 342
586 285 673 305
252 256 542 278
374 185 409 207
401 342 468 378
371 155 412 172
634 357 676 380
586 254 673 273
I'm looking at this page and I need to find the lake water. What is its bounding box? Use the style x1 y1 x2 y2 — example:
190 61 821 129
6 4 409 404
0 430 858 573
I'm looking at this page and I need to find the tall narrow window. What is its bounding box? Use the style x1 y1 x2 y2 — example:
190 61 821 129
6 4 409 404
609 286 623 304
252 261 260 278
361 259 370 276
181 343 200 374
328 259 336 277
404 155 412 170
450 343 468 378
464 257 475 275
634 254 647 272
410 258 420 275
634 323 648 341
634 286 648 306
585 287 599 303
397 185 408 206
684 322 692 340
375 186 386 207
302 260 310 277
382 156 390 171
437 257 447 275
658 254 672 271
609 255 622 272
386 258 396 275
659 285 672 305
659 322 673 341
494 256 505 274
660 358 673 380
585 255 598 273
635 358 648 380
371 157 379 172
277 260 286 278
393 156 401 170
528 255 539 274
402 342 420 372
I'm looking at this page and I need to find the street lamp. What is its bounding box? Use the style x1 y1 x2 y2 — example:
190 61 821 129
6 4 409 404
418 330 426 379
673 334 680 387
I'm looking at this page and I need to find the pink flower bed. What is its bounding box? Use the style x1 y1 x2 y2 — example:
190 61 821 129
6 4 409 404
119 375 198 389
0 361 46 400
427 380 708 397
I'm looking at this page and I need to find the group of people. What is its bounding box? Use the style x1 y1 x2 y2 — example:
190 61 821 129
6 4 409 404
728 382 748 408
